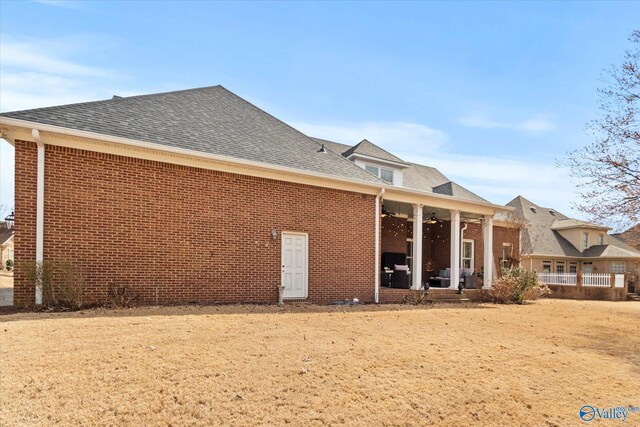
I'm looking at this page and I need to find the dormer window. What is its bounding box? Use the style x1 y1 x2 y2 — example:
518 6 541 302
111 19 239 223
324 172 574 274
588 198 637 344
530 206 537 213
583 232 589 250
365 164 394 184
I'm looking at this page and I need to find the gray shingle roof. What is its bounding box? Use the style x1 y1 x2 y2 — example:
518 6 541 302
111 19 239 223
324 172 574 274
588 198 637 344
310 137 351 155
0 226 13 245
507 195 640 259
343 139 408 165
403 163 488 203
0 86 383 184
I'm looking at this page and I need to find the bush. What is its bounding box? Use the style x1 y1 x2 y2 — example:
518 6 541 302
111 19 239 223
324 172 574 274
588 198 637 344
103 281 138 307
5 259 13 271
490 268 551 304
23 260 85 309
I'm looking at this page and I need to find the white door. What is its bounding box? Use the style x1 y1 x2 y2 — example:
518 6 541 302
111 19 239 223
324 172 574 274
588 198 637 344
281 232 308 299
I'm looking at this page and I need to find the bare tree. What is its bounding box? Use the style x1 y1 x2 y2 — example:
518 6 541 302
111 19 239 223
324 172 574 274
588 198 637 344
563 30 639 230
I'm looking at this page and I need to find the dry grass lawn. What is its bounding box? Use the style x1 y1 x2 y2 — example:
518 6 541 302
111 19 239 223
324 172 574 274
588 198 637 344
1 299 638 426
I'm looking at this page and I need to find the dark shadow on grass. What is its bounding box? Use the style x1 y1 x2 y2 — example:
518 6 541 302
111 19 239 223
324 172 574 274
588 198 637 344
0 300 497 322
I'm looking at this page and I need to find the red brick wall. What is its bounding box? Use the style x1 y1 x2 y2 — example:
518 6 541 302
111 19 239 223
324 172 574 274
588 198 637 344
381 217 408 254
13 141 376 306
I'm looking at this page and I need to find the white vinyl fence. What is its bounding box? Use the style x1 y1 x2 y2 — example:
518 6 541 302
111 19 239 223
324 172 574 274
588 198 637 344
582 273 611 287
538 273 577 286
537 272 619 288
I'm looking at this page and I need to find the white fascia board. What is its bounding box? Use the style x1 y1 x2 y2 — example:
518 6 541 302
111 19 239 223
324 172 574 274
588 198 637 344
1 117 512 214
346 153 410 168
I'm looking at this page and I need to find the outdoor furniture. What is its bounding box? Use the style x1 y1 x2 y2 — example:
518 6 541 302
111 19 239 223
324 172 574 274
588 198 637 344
381 252 412 289
429 268 476 288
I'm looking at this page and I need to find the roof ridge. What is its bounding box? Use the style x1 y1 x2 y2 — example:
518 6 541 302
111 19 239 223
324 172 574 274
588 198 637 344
0 85 224 115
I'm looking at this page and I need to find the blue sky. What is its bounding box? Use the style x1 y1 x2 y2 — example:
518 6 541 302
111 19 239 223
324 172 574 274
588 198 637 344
1 1 639 221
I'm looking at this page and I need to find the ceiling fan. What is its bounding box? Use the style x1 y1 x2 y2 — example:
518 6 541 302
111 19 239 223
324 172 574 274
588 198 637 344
381 206 396 218
425 212 442 224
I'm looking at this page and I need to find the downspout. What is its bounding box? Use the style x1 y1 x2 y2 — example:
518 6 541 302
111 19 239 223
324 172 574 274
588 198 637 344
460 221 468 268
33 129 45 305
374 188 385 303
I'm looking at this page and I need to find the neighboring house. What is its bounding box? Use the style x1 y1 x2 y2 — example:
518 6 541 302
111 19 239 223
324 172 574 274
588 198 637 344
0 86 515 306
506 196 640 276
0 225 14 271
612 225 640 251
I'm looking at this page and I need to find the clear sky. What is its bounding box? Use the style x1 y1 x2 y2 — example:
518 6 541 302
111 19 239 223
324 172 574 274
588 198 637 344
1 1 639 221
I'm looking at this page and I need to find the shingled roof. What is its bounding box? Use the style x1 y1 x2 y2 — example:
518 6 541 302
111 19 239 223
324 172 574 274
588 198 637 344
507 195 640 258
0 86 383 184
343 139 408 165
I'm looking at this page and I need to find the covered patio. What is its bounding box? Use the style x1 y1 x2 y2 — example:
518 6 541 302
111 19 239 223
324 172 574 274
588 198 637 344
374 187 511 303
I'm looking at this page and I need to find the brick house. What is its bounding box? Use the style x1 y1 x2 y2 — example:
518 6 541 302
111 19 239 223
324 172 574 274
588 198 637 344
507 196 640 277
0 225 14 271
0 86 517 306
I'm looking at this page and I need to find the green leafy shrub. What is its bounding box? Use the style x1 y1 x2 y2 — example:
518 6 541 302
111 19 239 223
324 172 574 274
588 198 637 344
23 260 85 309
5 259 13 271
490 268 551 304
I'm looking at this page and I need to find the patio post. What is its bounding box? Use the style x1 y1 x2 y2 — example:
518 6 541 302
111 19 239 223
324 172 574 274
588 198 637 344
450 210 461 289
482 216 494 288
412 204 423 289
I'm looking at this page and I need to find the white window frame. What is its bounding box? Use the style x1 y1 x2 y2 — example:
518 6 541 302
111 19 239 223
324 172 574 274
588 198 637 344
462 239 474 269
501 243 513 269
556 260 565 274
569 261 578 274
406 238 414 273
598 234 604 245
542 260 552 273
365 163 394 184
610 261 626 274
583 232 589 250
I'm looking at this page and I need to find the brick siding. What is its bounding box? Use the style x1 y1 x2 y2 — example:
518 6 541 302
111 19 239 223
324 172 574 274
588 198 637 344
13 141 376 306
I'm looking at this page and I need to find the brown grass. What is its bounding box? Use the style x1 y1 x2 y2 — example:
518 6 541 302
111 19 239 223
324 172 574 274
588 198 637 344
1 300 638 426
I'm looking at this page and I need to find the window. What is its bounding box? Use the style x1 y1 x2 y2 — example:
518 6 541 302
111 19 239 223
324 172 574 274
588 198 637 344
569 262 578 273
380 168 394 184
610 261 626 274
8 249 14 260
556 261 565 274
406 239 413 273
542 260 552 273
501 243 513 269
462 239 474 269
365 164 394 184
583 232 589 250
583 262 593 274
598 234 604 245
365 165 379 176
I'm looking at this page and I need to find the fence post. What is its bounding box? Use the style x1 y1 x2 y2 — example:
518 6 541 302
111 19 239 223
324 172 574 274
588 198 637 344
610 273 616 288
576 271 583 288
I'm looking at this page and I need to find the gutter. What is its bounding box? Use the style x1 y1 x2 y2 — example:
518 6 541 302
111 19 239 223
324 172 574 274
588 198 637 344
33 129 44 305
374 188 385 303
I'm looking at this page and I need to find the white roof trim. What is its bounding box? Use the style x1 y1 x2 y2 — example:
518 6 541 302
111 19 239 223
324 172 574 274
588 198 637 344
346 152 410 168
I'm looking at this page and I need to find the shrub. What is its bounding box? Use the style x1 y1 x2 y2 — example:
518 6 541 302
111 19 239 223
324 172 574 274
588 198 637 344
490 267 551 304
403 289 430 305
23 260 85 309
5 259 13 271
104 281 138 307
